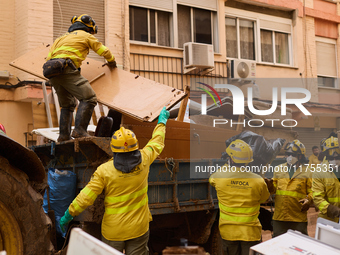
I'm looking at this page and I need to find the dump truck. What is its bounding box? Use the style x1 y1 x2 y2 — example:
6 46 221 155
29 114 241 254
0 108 293 255
0 112 231 254
1 44 295 255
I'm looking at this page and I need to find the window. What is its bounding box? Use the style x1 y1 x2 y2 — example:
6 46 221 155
225 8 293 65
316 38 338 88
177 5 216 48
260 30 290 64
225 17 255 60
129 6 171 46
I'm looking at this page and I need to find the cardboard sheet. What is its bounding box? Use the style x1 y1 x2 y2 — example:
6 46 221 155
10 44 185 122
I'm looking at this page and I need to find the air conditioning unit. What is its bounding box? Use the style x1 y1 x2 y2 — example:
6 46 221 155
230 59 256 80
183 42 214 74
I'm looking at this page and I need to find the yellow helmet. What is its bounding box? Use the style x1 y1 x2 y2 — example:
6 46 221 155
110 127 138 153
71 14 98 34
321 136 340 157
284 140 306 155
226 139 253 163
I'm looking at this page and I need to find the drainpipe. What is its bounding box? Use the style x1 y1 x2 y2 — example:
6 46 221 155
121 0 130 71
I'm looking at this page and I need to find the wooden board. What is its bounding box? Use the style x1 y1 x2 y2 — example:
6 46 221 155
10 44 185 122
122 115 240 160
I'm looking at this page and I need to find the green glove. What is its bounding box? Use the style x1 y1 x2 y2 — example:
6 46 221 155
60 209 74 233
157 107 170 125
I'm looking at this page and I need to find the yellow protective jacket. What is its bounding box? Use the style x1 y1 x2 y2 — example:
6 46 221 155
272 163 313 222
47 30 114 68
312 161 340 222
209 167 270 241
309 154 321 165
68 124 165 241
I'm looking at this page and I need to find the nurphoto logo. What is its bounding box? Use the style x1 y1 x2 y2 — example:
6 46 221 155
199 83 311 128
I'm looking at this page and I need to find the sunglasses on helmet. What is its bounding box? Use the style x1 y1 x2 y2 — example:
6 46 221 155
284 143 301 153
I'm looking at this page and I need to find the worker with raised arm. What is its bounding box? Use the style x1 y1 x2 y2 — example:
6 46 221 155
210 139 270 255
43 14 117 142
265 140 313 237
313 135 340 222
60 107 169 255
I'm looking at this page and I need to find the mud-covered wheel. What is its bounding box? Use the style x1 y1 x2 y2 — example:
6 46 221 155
0 156 53 255
207 222 223 255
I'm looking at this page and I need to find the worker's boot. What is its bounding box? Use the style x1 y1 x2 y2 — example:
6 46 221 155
57 109 73 142
71 101 95 138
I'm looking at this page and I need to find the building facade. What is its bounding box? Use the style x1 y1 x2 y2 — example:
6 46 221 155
0 0 339 154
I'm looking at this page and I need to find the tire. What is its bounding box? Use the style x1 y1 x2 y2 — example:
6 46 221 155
0 155 53 255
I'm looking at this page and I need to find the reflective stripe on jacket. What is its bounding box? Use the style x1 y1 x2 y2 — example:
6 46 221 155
47 30 114 68
312 161 340 223
68 124 165 241
209 167 270 241
272 163 312 222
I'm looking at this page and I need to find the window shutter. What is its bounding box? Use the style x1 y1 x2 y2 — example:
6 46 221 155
53 0 105 63
316 41 337 77
178 0 217 11
129 0 173 12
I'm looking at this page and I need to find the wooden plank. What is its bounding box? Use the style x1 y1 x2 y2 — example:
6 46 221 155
177 86 190 122
32 101 59 129
10 44 186 122
51 87 60 125
97 103 105 117
41 81 53 128
122 115 240 159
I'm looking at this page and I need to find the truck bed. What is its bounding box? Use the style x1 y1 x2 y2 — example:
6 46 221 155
31 137 220 219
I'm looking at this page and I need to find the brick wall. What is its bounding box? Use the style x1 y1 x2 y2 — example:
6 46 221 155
0 0 16 77
9 0 53 80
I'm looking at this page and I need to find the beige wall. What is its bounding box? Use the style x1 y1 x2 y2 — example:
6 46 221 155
106 0 130 70
0 0 16 78
0 101 33 145
297 116 337 129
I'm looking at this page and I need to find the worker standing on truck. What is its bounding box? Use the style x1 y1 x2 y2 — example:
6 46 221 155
60 107 169 255
209 139 270 255
43 14 117 142
313 135 340 222
266 140 312 237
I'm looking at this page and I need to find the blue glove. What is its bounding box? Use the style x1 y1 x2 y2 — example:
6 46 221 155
157 107 170 125
60 209 74 233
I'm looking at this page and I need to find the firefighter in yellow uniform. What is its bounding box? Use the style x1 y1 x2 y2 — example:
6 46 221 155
268 140 312 237
60 107 170 255
308 146 321 165
45 14 116 142
313 136 340 222
210 139 270 255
